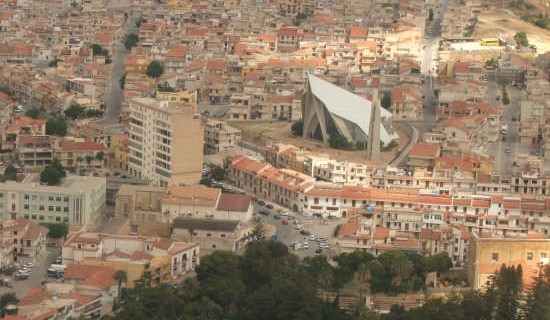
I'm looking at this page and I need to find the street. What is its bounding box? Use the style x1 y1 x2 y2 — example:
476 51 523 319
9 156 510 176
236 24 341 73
253 203 342 260
0 248 58 297
485 77 537 175
98 0 136 126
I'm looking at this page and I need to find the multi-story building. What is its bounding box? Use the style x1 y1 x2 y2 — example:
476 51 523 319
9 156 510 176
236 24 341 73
0 218 48 263
467 231 550 290
62 232 200 286
203 119 241 154
16 135 53 167
127 98 203 186
0 174 106 227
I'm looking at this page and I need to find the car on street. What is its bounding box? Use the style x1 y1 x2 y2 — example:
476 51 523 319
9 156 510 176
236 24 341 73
257 200 266 206
279 211 289 216
505 147 511 154
303 242 309 249
282 219 289 225
300 230 311 236
320 243 331 249
259 210 270 215
24 262 34 268
294 224 303 230
265 204 274 209
273 214 281 220
15 273 29 280
315 248 322 254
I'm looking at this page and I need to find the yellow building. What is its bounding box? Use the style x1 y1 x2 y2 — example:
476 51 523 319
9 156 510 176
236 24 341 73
480 37 500 46
156 89 198 111
467 231 550 290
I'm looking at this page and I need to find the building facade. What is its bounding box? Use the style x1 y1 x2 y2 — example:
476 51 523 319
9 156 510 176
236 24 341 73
127 98 203 186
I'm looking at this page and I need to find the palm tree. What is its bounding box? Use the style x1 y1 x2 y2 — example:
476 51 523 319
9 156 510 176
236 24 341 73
113 269 127 301
76 156 84 169
95 151 105 167
391 255 413 285
356 263 370 303
85 155 94 169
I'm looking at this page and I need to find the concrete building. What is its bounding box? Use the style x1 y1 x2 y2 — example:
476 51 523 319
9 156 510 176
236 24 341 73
0 174 106 227
467 231 550 289
62 232 199 286
127 98 203 186
0 218 48 264
302 73 398 148
204 119 242 155
172 218 243 251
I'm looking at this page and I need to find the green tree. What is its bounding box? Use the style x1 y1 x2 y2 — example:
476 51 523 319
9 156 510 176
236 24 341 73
524 264 550 320
502 88 510 105
90 44 105 56
210 164 225 180
76 156 84 169
329 132 353 150
146 60 164 79
95 151 105 166
114 269 128 301
48 59 60 67
124 33 139 50
46 118 67 136
381 92 392 109
514 31 529 48
119 73 127 89
40 222 69 239
424 253 452 274
85 155 94 168
25 108 42 119
0 292 18 317
428 8 434 21
3 165 17 181
291 119 303 136
40 165 63 185
64 104 86 119
247 223 266 244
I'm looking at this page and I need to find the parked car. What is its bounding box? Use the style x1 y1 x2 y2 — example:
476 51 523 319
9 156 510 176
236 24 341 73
259 210 270 216
273 214 281 220
282 219 289 225
303 242 310 249
300 230 311 236
15 273 29 280
257 200 266 206
279 211 289 216
315 248 323 254
265 204 274 209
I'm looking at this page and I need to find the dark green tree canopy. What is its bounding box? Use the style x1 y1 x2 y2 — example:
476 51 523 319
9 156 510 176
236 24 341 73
146 60 164 79
46 118 67 136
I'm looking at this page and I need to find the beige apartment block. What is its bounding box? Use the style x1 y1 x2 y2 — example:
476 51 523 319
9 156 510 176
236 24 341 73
204 119 241 154
127 98 203 187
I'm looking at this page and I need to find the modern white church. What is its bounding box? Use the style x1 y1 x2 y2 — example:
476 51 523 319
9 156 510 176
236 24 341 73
302 73 399 149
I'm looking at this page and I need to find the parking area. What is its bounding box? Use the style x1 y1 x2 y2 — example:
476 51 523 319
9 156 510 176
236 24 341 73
253 201 342 260
0 248 60 297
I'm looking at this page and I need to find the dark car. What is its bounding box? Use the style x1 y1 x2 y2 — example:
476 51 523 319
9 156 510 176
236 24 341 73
265 204 274 209
259 210 270 215
315 248 322 254
273 214 281 220
258 200 266 206
300 230 311 236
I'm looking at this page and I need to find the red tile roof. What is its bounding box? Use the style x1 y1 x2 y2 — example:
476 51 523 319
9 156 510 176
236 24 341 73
216 193 251 212
409 143 440 158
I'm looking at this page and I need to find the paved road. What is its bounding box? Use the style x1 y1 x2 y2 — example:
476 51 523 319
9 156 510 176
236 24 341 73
253 203 342 260
485 79 537 175
418 0 452 135
0 248 58 297
98 0 136 126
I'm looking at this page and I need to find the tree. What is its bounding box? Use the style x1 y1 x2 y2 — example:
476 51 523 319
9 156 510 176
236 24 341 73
119 73 127 89
381 92 392 109
76 156 84 169
40 222 69 239
95 151 105 166
48 59 60 67
514 31 529 48
85 155 94 168
291 120 303 136
40 165 64 185
424 253 452 274
124 33 139 50
524 264 550 320
247 223 266 244
46 118 67 136
114 269 128 301
428 8 434 21
64 104 86 119
357 263 370 302
25 108 42 119
0 292 18 317
502 88 510 105
90 44 105 56
146 60 164 79
210 164 225 180
329 132 353 150
3 165 17 181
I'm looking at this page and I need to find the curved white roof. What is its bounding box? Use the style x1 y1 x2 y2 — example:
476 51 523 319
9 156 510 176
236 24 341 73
307 74 398 144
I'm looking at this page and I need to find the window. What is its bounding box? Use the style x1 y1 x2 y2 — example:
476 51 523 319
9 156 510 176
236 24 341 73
48 196 54 201
492 252 499 262
24 194 29 200
39 205 44 210
541 252 548 259
221 234 226 238
23 204 29 210
527 252 533 260
55 216 61 222
207 233 211 237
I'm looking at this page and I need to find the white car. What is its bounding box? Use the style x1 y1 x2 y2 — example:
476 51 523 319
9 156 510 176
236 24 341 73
309 234 316 241
294 224 303 230
24 262 34 268
303 242 310 249
279 211 289 216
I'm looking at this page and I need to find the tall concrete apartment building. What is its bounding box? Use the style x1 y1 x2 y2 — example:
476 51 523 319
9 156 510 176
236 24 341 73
0 174 106 227
127 98 203 186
